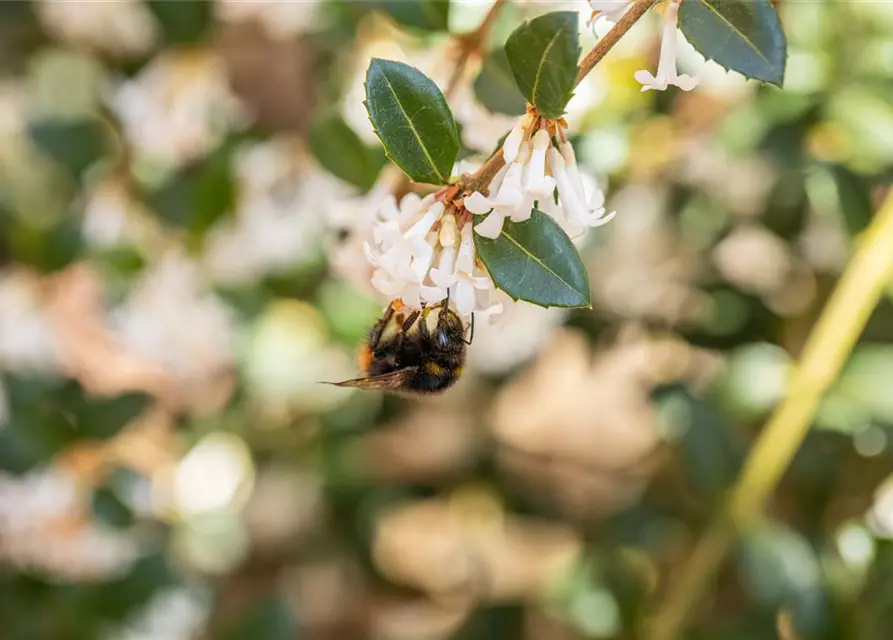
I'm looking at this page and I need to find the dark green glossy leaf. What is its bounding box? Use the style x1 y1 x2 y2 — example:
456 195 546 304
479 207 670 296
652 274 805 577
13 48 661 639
0 375 151 474
474 209 591 308
29 119 107 180
828 165 873 237
91 486 135 529
381 0 450 32
737 521 837 638
220 596 296 640
654 384 744 506
147 141 237 242
679 0 787 87
504 11 579 119
474 47 527 116
364 58 459 184
73 390 152 440
308 113 386 191
3 213 84 273
147 0 212 45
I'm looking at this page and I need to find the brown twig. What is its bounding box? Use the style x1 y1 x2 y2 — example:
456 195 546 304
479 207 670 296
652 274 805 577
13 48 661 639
576 0 657 86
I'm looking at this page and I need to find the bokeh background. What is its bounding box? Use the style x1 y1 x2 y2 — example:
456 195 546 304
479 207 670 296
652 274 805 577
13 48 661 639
2 1 893 638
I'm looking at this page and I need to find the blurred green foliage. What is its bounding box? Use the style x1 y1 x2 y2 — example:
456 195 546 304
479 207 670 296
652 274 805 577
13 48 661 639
1 2 893 640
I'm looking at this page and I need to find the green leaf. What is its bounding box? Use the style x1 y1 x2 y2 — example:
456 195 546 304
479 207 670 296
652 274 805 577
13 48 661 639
73 390 152 440
474 209 591 308
29 119 107 180
0 375 151 474
381 0 450 32
654 385 744 506
504 11 579 119
678 0 787 87
91 486 135 529
308 113 386 191
474 47 527 116
364 58 459 185
147 140 237 243
147 0 212 45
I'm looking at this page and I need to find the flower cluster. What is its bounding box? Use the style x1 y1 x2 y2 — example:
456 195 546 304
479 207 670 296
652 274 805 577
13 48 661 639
363 193 505 319
465 113 615 240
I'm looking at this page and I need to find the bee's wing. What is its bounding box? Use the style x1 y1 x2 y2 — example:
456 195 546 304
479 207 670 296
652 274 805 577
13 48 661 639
323 367 415 393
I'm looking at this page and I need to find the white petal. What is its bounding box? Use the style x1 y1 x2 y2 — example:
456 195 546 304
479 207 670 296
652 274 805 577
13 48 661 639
453 280 476 317
674 74 700 91
464 191 495 215
407 201 444 237
456 224 477 272
474 211 507 239
502 124 525 164
399 192 422 217
486 163 510 196
429 246 458 289
420 284 447 304
493 162 525 207
634 70 662 91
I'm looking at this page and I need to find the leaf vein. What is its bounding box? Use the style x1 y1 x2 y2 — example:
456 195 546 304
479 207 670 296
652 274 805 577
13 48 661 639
379 71 445 183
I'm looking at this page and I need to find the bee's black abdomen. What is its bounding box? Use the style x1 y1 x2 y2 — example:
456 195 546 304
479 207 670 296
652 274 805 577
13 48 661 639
406 369 459 394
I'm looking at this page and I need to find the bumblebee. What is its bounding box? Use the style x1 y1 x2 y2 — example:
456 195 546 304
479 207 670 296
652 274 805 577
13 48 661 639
329 297 472 396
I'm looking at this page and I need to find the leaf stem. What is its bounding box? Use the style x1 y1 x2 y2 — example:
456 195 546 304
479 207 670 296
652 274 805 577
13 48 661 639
575 0 657 86
646 187 893 640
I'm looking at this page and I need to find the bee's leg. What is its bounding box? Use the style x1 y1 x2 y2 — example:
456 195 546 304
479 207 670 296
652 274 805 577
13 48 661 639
418 307 432 342
394 309 420 351
369 301 396 351
462 312 475 345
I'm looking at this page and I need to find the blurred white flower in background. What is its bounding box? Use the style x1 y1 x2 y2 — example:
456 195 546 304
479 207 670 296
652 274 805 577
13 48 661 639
203 138 337 284
216 0 321 40
0 467 138 580
241 299 356 416
113 586 211 640
868 476 893 539
588 185 708 326
36 0 157 58
110 252 237 385
713 224 793 295
490 329 670 516
0 268 61 373
372 495 582 602
326 171 402 296
635 1 699 92
110 49 250 169
81 178 153 248
466 301 569 375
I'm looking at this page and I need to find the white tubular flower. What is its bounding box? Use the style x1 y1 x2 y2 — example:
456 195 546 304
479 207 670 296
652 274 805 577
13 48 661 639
365 193 500 319
548 142 615 237
522 130 557 200
635 1 699 92
467 114 617 242
465 160 525 239
588 0 633 26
